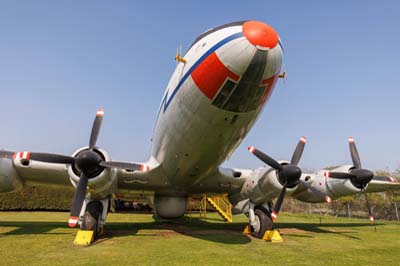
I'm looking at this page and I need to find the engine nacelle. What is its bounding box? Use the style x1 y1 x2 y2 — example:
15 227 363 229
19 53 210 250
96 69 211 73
323 165 362 198
154 195 187 219
0 158 23 193
68 147 117 200
239 161 299 205
293 165 363 203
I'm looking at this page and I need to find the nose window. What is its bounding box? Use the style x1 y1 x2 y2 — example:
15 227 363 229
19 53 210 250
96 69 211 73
211 50 268 112
212 79 236 108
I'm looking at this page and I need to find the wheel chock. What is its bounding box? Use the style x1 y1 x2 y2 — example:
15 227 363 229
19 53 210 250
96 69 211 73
73 230 95 246
243 225 251 235
263 230 283 242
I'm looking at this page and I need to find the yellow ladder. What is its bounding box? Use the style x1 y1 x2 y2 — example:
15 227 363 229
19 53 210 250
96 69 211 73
187 196 208 220
206 195 233 222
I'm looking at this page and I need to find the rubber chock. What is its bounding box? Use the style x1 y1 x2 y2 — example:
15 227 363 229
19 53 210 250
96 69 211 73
73 230 95 246
263 230 283 242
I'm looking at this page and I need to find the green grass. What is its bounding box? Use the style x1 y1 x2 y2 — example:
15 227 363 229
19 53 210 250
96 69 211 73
0 212 399 266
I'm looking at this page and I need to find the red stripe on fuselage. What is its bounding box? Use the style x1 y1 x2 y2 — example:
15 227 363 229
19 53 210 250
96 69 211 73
259 74 279 106
191 52 239 99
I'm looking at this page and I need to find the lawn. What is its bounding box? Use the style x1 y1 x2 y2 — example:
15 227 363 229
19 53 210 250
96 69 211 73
0 211 399 266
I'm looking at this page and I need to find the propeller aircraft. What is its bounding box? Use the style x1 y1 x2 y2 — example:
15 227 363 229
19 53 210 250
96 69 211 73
0 20 398 240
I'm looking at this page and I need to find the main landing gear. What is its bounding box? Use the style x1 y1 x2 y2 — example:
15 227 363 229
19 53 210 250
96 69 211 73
250 208 274 239
74 198 109 246
248 202 274 239
81 201 104 239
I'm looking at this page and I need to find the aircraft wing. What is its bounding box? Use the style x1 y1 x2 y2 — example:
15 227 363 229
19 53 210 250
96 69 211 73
0 149 161 192
199 166 284 204
365 176 400 193
0 151 71 191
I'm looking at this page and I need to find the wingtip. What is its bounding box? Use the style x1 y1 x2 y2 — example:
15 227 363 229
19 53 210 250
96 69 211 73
300 136 307 144
348 136 354 143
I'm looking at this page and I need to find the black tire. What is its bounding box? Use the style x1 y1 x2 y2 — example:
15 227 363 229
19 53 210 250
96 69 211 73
250 208 274 239
81 201 103 239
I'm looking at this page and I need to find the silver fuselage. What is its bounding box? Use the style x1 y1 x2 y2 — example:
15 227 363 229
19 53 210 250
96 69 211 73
151 23 283 190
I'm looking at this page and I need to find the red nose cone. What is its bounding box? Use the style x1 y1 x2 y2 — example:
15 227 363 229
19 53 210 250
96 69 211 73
243 21 279 49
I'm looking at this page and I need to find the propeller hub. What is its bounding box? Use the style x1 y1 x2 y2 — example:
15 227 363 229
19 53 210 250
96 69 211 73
280 165 302 187
75 150 103 178
350 168 374 189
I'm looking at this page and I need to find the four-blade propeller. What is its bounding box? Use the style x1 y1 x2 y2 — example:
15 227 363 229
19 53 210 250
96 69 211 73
248 136 307 220
324 137 375 223
0 109 147 227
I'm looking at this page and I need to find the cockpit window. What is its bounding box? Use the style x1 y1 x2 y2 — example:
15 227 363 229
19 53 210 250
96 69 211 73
212 79 236 108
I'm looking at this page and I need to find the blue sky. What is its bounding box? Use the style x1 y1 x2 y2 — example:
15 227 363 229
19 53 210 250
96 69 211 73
0 1 399 172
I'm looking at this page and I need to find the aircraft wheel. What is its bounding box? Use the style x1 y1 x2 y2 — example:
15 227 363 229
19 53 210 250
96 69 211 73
250 208 273 239
81 201 103 239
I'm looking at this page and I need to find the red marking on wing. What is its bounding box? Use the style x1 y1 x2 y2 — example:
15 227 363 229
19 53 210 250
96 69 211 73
141 164 150 172
191 52 239 99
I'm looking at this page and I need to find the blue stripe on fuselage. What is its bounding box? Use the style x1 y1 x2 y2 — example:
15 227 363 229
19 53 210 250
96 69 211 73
158 32 244 115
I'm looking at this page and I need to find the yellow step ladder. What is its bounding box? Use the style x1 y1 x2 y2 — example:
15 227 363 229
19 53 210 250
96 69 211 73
205 195 233 222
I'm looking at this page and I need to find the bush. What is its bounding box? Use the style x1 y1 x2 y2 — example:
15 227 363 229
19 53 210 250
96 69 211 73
0 185 74 211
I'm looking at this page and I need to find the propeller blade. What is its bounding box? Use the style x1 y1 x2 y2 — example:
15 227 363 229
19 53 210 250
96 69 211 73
348 137 361 169
10 151 75 164
248 146 283 171
363 191 375 223
291 136 306 166
271 182 287 220
69 174 89 227
324 171 355 179
99 161 143 171
29 152 75 164
89 108 104 150
0 150 16 159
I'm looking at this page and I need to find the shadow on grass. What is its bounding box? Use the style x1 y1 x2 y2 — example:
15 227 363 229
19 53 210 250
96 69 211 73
0 216 382 243
0 217 251 244
275 222 381 240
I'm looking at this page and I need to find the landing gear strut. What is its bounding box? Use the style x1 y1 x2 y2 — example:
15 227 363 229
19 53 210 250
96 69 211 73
250 208 273 239
80 200 106 239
